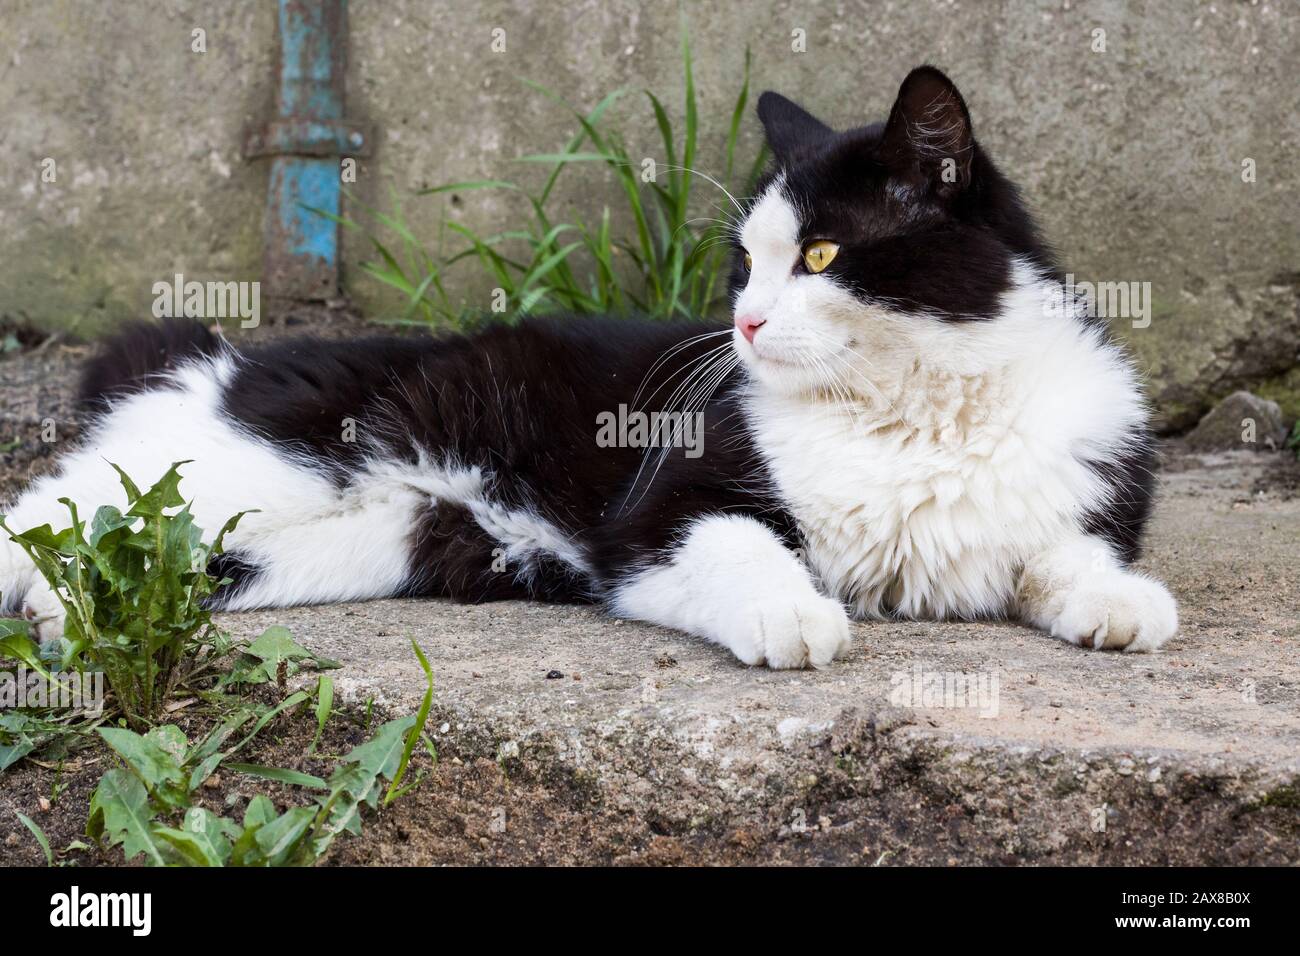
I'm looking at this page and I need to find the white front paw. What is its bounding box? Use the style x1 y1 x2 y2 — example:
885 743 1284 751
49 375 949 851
22 581 66 645
721 594 852 669
1050 573 1178 652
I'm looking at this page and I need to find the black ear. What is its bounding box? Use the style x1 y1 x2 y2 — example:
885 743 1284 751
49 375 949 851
880 66 974 197
757 92 834 165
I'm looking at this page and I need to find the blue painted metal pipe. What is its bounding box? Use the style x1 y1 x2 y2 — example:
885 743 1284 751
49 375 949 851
245 0 368 299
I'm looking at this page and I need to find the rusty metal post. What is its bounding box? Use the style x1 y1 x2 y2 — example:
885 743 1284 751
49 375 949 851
244 0 369 300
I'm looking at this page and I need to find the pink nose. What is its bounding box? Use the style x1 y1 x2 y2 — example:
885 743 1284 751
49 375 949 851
735 313 766 344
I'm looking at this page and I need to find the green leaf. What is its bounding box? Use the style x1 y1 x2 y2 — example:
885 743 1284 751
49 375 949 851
98 726 186 794
146 724 189 765
124 462 190 518
247 625 320 663
225 763 328 789
310 675 333 754
244 794 278 829
228 823 266 866
190 709 254 766
249 805 317 867
338 715 417 787
87 768 166 865
0 621 49 677
209 509 251 556
15 811 52 866
222 626 338 687
110 463 143 503
306 713 419 858
0 737 35 772
725 47 752 181
219 691 312 765
153 807 235 867
88 504 134 549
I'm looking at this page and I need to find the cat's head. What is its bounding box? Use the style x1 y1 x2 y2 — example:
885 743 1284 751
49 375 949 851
730 66 1054 398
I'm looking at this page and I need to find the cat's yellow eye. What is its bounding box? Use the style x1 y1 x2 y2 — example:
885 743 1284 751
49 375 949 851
802 240 840 274
743 252 753 272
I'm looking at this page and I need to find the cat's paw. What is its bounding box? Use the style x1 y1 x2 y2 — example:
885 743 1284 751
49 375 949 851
1049 573 1178 653
721 594 852 669
21 581 65 645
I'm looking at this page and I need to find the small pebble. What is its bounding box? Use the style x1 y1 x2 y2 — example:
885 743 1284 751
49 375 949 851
546 670 563 680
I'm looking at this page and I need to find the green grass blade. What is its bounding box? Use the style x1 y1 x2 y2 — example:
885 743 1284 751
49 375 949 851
519 82 627 206
645 91 680 192
384 641 434 806
225 763 329 789
725 48 753 181
15 811 52 866
416 180 521 196
514 152 616 164
678 7 698 225
310 675 333 754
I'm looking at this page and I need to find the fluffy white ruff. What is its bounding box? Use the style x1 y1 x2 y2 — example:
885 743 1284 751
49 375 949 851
717 185 1176 653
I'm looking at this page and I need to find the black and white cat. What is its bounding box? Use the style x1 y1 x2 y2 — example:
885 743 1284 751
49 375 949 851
1 67 1177 667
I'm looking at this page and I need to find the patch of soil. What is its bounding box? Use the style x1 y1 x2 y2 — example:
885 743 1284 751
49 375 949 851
0 316 54 352
0 328 87 502
1251 452 1300 500
0 693 423 867
0 693 665 868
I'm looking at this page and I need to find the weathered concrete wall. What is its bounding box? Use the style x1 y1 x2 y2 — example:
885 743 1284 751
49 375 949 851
0 1 274 335
1 0 1296 429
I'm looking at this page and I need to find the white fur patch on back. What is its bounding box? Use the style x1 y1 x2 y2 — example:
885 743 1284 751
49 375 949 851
364 454 591 585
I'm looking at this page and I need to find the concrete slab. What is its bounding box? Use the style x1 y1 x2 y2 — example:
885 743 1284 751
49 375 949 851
218 450 1300 864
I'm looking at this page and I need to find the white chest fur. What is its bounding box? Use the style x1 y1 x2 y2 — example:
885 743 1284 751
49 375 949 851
746 310 1145 621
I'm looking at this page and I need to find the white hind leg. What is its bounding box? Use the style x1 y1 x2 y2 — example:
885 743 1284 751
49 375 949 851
0 352 419 635
215 476 425 611
2 457 427 636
